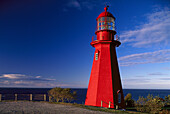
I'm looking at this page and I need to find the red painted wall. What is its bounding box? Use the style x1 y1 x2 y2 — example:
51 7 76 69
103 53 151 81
85 40 125 108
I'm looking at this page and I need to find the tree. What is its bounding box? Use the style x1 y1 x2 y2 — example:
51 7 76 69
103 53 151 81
48 87 63 102
48 87 77 103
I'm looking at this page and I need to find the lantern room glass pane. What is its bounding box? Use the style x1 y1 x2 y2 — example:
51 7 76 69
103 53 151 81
101 17 105 21
101 26 105 30
109 26 113 30
111 18 114 22
110 22 113 26
106 17 110 21
98 18 101 22
101 22 105 25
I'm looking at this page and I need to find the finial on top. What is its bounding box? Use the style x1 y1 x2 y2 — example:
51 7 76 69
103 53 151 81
104 5 109 12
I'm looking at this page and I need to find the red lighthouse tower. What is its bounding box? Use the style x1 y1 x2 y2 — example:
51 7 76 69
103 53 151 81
85 6 125 109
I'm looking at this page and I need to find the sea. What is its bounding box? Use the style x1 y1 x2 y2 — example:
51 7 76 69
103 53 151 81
0 88 170 104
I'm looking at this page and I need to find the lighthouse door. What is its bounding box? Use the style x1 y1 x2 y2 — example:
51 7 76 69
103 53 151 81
118 93 121 103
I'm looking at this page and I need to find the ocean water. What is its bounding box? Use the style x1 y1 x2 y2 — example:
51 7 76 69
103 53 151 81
0 88 170 104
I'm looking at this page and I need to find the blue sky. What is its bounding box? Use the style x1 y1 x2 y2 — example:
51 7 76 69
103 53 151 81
0 0 170 89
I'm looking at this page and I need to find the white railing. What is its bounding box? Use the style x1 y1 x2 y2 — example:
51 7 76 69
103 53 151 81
0 94 47 101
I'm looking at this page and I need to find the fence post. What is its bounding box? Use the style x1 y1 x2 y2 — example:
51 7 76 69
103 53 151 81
30 94 32 101
15 94 17 101
0 94 1 101
108 101 111 108
44 94 46 101
101 100 103 107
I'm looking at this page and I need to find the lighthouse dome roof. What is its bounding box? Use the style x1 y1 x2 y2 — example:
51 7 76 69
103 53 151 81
96 11 115 20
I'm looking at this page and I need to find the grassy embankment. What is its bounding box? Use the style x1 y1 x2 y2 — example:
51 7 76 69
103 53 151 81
1 100 169 113
1 100 145 113
49 102 147 114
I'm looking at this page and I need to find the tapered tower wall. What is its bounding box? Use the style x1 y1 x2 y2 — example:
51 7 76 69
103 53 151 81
85 43 114 108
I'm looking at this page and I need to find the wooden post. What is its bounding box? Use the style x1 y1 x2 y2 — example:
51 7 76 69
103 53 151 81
49 96 51 102
116 105 118 110
108 101 111 108
44 94 46 101
0 94 1 101
30 94 32 101
15 94 17 101
101 101 103 107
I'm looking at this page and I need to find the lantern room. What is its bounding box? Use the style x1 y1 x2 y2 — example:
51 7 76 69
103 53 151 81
96 6 115 31
97 17 115 31
95 6 116 41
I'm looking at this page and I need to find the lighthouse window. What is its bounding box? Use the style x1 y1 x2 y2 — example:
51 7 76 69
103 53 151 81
95 53 98 60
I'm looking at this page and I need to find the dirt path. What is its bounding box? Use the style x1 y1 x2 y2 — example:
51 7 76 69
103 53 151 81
0 101 113 114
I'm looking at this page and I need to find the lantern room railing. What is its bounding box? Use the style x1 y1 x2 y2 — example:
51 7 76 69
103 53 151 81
92 36 97 42
116 35 120 41
92 35 120 42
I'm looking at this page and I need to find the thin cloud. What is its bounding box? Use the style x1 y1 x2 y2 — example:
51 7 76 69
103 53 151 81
66 0 81 10
0 73 84 88
119 49 170 66
149 72 167 76
63 0 102 11
120 7 170 47
0 73 56 87
123 78 150 83
159 78 170 80
122 77 170 89
0 74 55 81
36 76 41 78
162 67 170 70
0 74 25 79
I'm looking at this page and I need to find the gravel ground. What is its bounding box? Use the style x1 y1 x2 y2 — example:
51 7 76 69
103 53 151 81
0 101 113 114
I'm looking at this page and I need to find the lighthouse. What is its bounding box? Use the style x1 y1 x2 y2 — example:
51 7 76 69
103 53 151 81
85 6 125 109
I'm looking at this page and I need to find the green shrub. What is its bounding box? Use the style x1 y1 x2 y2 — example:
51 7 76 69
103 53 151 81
159 109 170 114
165 95 170 105
48 87 77 103
136 94 164 114
124 93 135 107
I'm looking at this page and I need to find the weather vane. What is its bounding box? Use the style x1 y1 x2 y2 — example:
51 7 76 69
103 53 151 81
104 3 109 12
